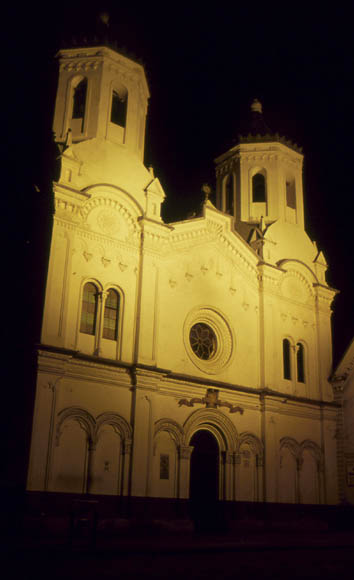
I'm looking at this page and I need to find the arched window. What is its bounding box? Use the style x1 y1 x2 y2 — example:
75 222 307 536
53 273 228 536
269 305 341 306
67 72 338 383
252 173 266 202
80 283 98 335
283 339 291 380
296 342 305 383
72 78 87 120
111 90 127 127
286 178 296 209
103 289 120 341
225 174 234 215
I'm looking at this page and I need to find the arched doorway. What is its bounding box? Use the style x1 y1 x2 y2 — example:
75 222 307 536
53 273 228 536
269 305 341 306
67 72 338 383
189 429 219 501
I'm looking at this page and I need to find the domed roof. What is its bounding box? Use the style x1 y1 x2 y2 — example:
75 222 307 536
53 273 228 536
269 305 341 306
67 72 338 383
237 99 302 153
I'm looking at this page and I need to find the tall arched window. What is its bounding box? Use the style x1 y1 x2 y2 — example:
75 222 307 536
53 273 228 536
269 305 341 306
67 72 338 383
225 174 234 215
111 90 127 127
283 339 291 380
72 78 87 120
80 283 98 335
103 289 120 340
252 173 266 202
286 178 296 209
296 342 305 383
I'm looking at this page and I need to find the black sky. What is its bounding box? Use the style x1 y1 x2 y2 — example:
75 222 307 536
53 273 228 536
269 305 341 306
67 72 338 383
14 2 354 367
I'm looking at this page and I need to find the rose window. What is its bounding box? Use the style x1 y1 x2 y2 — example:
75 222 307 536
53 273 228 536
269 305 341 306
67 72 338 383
189 323 217 360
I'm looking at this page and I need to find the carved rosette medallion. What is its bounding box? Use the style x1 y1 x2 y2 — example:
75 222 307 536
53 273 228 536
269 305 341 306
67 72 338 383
183 307 234 374
97 209 120 235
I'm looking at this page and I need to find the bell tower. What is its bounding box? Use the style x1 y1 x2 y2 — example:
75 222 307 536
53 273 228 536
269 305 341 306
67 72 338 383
52 45 149 160
215 100 305 237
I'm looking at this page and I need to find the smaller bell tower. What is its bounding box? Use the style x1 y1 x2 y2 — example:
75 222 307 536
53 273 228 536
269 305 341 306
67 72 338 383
215 100 305 236
52 45 150 160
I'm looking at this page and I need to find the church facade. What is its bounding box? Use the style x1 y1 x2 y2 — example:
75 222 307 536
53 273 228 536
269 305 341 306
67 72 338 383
27 43 342 510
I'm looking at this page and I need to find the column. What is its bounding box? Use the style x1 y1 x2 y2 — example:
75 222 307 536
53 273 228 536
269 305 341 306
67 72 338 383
233 452 241 501
256 455 264 502
178 446 193 499
121 439 132 496
317 458 325 504
86 441 97 494
95 291 108 355
295 457 303 503
224 451 234 500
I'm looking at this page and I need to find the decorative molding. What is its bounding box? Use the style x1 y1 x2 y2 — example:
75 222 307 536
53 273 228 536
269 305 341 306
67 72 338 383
154 418 184 447
178 388 244 415
55 407 132 448
179 445 194 460
183 407 238 452
83 251 93 262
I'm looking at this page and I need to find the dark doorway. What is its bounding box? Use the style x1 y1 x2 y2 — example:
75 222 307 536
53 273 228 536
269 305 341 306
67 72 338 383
189 429 221 532
190 430 219 501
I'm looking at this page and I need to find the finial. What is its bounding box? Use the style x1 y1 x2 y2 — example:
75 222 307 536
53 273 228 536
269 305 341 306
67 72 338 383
251 99 263 114
201 183 212 202
65 128 72 148
259 215 265 232
99 12 110 27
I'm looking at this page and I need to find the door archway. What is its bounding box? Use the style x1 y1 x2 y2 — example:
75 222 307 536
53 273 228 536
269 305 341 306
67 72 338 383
189 429 219 501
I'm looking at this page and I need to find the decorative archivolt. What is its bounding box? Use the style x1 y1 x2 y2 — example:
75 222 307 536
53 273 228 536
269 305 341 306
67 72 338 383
280 269 314 303
96 412 132 442
300 439 322 463
280 436 301 459
280 436 322 467
183 407 238 452
56 407 131 447
154 418 184 447
56 407 95 445
236 431 263 458
153 411 264 461
80 192 142 236
278 259 318 284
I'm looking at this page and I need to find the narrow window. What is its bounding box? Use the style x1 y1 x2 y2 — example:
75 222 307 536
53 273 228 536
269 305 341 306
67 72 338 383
283 339 291 380
111 90 127 127
296 343 305 383
225 174 234 214
252 173 266 202
72 78 87 120
103 289 120 340
80 283 98 335
286 179 296 209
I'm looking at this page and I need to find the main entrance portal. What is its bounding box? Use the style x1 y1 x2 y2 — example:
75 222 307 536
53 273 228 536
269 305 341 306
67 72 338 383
189 429 219 501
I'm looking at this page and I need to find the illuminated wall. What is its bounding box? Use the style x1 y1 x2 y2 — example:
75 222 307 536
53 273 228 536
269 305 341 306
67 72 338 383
27 44 340 506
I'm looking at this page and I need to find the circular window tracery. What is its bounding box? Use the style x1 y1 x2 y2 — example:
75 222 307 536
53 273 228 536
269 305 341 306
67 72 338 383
189 323 217 360
183 307 234 374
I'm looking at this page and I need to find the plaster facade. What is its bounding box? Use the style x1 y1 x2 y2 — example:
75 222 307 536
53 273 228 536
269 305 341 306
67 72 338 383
27 45 340 508
332 339 354 504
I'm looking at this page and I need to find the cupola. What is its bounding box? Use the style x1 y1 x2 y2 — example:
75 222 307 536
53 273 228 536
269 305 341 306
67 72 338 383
52 44 150 161
215 100 305 235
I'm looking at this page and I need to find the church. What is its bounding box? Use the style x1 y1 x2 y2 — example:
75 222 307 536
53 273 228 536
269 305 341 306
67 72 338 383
26 40 348 519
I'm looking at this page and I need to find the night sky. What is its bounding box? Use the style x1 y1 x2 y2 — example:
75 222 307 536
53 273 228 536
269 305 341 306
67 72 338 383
7 4 354 486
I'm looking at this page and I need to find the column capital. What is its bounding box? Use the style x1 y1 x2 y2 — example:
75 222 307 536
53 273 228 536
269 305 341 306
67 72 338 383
123 439 132 455
233 452 241 465
179 445 194 460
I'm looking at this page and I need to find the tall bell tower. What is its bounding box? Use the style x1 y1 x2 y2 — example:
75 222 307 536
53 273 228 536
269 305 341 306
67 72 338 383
53 45 149 159
215 100 305 238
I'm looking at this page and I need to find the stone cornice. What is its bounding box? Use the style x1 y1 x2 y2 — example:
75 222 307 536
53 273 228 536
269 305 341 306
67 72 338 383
37 345 339 409
214 140 303 166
